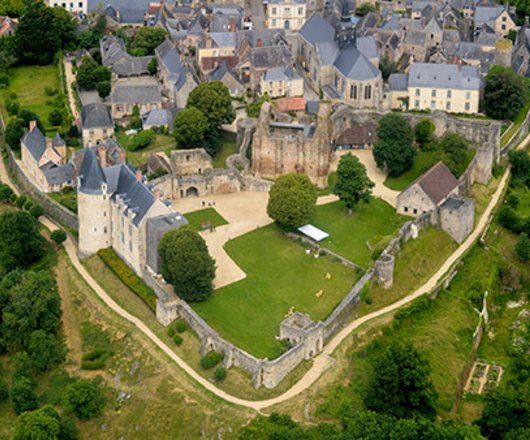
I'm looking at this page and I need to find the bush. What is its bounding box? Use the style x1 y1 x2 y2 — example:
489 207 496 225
200 352 224 370
45 86 58 96
214 367 226 382
515 234 530 262
167 326 175 337
29 204 44 218
0 183 14 202
6 99 20 115
15 195 28 208
81 348 111 370
172 335 183 346
0 73 9 88
23 198 34 211
64 379 105 420
97 248 157 310
12 377 38 415
175 320 187 333
48 108 64 126
51 229 67 244
129 130 154 151
0 377 8 401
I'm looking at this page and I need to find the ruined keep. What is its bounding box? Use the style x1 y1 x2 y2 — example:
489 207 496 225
375 252 395 288
439 196 475 244
251 102 333 188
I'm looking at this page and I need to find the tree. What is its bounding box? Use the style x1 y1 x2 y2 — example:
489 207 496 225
333 154 374 215
128 27 167 55
51 5 76 49
379 55 397 81
498 206 522 233
51 229 67 244
477 383 530 439
29 203 44 219
158 225 216 302
373 113 415 177
96 80 110 99
0 211 45 271
18 109 44 132
355 3 377 16
11 376 38 415
76 57 111 90
515 233 530 262
1 271 62 349
173 107 209 149
437 132 469 176
0 183 14 202
147 57 157 75
0 377 8 401
484 66 526 120
364 341 438 420
131 104 142 130
267 173 317 231
129 130 154 151
0 0 26 17
15 0 60 65
64 379 105 420
187 81 235 129
414 119 435 150
509 150 530 187
26 330 66 372
48 108 64 126
13 405 61 439
4 117 25 149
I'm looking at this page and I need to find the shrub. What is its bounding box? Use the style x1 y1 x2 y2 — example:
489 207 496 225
6 99 20 115
515 234 530 262
175 320 187 333
507 193 520 209
97 248 157 310
12 377 38 415
23 198 34 211
81 348 111 370
172 335 183 346
29 204 44 219
15 195 28 208
0 183 14 202
0 377 8 401
214 367 226 382
45 87 58 96
0 73 9 88
167 326 175 337
200 351 224 370
64 379 105 420
48 108 64 126
129 129 154 151
51 229 67 244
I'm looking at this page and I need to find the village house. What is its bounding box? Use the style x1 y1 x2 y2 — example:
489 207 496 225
260 67 303 98
48 0 87 15
77 147 187 276
100 35 153 78
208 61 245 97
81 103 115 147
110 77 163 120
266 0 307 31
473 5 516 36
20 122 74 193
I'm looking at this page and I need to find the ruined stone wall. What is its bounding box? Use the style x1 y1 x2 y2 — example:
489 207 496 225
170 148 213 176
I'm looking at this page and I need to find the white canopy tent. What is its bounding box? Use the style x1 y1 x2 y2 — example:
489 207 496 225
297 224 329 242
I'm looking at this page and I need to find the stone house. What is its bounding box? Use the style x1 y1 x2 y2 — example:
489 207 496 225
155 39 198 108
266 0 307 31
81 103 114 147
77 147 185 276
260 67 303 98
407 63 480 114
100 35 153 78
142 108 175 130
110 77 163 120
474 5 516 36
396 162 459 216
386 73 409 110
208 61 245 97
439 195 474 243
20 122 74 193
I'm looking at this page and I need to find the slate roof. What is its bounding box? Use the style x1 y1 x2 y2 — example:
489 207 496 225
408 162 459 205
334 45 381 80
299 13 335 46
408 63 480 90
22 127 47 161
100 35 153 77
263 67 300 82
474 6 505 28
356 36 379 61
81 103 113 129
111 79 162 104
316 41 340 66
89 0 151 24
250 45 292 69
78 148 106 194
389 73 408 91
142 108 174 130
44 163 75 186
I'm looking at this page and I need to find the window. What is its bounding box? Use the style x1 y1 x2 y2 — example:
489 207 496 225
430 100 436 109
502 24 506 30
129 241 133 252
297 7 303 15
431 89 436 98
271 7 277 14
465 102 470 111
104 227 107 234
364 85 372 100
446 90 451 98
413 208 418 214
350 84 357 99
414 99 420 108
284 7 290 13
121 232 124 243
446 101 451 110
404 206 409 212
271 18 277 26
465 91 471 100
415 88 420 97
128 225 132 236
103 211 106 217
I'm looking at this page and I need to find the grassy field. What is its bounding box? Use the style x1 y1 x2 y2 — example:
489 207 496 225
384 149 475 191
311 198 406 268
212 131 238 168
184 207 228 231
192 224 360 359
0 65 61 131
116 130 176 167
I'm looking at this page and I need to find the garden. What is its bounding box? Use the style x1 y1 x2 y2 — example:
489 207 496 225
192 224 360 359
184 207 228 231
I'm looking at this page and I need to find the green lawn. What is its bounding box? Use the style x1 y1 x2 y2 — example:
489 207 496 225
384 149 475 191
192 224 359 359
212 131 237 168
184 207 228 231
116 130 175 167
0 65 61 131
316 172 337 196
311 198 406 268
49 188 77 213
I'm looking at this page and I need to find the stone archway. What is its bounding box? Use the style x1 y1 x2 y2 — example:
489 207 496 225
185 186 199 197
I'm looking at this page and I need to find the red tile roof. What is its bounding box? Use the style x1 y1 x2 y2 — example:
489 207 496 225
274 97 306 112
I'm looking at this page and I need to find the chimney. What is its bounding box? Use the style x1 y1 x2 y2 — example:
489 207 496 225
153 188 161 200
29 120 37 131
97 146 107 169
257 38 262 48
229 16 235 33
205 35 212 48
118 149 126 164
135 170 142 182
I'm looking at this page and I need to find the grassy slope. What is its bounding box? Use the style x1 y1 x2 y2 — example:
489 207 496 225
116 131 176 167
184 207 228 231
311 198 406 268
500 100 530 148
192 224 359 359
212 131 238 168
0 65 60 131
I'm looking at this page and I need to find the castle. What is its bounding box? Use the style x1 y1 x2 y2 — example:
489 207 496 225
77 148 187 275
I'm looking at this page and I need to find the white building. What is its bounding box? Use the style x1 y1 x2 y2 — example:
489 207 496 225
408 63 481 114
267 0 306 31
48 0 87 15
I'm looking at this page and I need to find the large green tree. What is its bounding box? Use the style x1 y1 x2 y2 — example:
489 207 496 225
158 225 216 302
64 379 105 420
11 376 38 415
128 27 167 56
15 0 60 65
173 107 209 149
0 0 25 17
26 330 66 372
4 117 25 149
484 66 527 120
509 150 530 187
13 405 61 439
333 154 374 215
414 118 435 150
0 211 45 272
76 56 111 90
437 132 469 177
267 173 317 231
373 113 415 177
187 81 235 129
364 341 438 420
51 5 76 49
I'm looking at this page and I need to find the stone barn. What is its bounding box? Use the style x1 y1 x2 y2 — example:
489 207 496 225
439 195 474 243
396 162 459 216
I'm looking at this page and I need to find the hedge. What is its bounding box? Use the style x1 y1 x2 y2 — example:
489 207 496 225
97 248 157 310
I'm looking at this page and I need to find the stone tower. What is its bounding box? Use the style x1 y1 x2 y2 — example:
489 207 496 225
494 38 513 67
77 149 112 257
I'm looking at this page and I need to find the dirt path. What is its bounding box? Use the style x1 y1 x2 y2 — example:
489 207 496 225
63 57 79 121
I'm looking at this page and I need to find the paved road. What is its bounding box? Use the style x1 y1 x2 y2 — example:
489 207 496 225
1 133 526 411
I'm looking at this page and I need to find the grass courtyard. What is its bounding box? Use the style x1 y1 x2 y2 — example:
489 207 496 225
184 207 228 231
116 130 176 167
192 224 360 359
311 198 406 268
0 64 61 132
212 131 238 168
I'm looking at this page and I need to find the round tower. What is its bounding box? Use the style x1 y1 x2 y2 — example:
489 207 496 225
494 38 513 67
375 252 395 289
